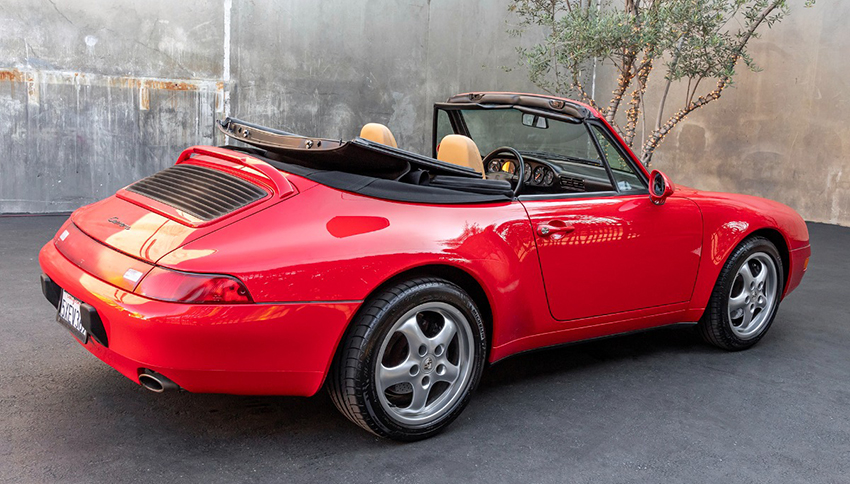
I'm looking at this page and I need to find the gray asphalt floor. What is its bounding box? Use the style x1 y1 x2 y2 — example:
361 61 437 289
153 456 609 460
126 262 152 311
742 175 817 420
1 216 847 483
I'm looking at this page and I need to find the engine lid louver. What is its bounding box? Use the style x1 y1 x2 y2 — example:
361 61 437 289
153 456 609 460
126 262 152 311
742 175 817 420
126 164 268 222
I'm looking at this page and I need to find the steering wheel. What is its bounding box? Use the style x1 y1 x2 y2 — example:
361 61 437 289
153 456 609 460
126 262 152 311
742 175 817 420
482 147 525 197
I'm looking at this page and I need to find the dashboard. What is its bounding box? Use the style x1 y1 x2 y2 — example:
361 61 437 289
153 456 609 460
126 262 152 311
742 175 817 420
486 158 556 189
485 155 620 195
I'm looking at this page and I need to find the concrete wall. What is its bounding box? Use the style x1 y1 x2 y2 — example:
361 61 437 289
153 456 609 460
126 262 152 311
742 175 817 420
230 0 538 153
0 0 536 213
647 1 849 227
0 0 846 226
0 1 228 213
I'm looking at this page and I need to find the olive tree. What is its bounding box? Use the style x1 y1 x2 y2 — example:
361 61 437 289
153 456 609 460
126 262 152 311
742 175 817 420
507 0 815 165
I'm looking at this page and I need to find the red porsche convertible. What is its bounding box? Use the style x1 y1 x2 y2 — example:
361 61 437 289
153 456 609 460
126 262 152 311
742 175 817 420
39 92 810 440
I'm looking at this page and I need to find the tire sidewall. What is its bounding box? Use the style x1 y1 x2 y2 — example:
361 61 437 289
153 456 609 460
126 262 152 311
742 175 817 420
358 280 487 440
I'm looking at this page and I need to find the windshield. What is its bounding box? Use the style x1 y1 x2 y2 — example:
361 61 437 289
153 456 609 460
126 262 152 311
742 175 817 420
438 107 602 164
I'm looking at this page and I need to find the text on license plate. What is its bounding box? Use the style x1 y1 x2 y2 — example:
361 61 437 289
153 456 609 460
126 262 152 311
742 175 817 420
58 290 87 340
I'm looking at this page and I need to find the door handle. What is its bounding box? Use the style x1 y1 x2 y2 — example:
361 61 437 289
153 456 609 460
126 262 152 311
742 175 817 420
537 223 575 236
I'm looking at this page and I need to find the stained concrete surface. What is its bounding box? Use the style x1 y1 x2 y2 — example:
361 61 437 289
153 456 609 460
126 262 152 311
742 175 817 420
649 0 850 228
0 0 540 214
0 215 847 483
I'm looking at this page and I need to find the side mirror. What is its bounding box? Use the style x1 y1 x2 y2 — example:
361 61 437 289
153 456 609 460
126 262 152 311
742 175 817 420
649 170 674 205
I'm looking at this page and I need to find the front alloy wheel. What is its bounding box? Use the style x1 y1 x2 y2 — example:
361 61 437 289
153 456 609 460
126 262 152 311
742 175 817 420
328 277 486 441
699 236 785 350
726 252 779 340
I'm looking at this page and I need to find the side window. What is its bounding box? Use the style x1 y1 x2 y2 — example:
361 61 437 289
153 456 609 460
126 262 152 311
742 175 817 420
592 126 647 192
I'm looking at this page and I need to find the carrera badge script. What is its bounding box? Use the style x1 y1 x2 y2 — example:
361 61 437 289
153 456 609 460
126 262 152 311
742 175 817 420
107 216 131 231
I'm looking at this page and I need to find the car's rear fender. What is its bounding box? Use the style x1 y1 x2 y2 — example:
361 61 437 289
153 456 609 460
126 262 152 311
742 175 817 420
157 184 553 356
347 263 496 348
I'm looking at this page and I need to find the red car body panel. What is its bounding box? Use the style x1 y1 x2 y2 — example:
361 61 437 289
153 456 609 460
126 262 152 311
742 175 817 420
70 148 306 264
40 225 356 396
522 194 703 320
39 95 811 397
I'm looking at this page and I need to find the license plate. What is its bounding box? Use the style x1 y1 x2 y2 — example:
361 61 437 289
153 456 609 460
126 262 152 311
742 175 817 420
57 290 88 343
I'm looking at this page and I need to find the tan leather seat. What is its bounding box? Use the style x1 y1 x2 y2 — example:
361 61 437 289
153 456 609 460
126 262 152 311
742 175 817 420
359 123 398 148
437 134 484 177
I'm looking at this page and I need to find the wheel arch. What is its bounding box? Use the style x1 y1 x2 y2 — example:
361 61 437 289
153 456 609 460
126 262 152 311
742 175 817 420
747 227 790 295
321 263 495 391
696 226 790 349
363 264 494 347
691 224 793 318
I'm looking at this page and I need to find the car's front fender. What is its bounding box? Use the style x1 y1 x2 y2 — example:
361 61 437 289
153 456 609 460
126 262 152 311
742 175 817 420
684 188 810 318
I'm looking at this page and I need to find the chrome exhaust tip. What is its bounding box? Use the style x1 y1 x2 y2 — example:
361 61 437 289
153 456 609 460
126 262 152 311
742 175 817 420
138 370 179 393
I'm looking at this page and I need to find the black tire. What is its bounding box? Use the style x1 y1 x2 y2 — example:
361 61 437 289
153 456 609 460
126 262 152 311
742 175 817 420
328 277 487 441
698 236 785 351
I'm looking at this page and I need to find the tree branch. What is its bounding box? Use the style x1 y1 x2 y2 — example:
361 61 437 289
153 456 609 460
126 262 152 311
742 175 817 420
640 0 784 165
624 54 652 146
655 35 686 132
687 76 702 106
571 74 599 109
604 53 636 123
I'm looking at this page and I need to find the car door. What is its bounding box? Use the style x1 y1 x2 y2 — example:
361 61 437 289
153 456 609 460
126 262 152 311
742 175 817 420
521 124 702 322
523 194 702 321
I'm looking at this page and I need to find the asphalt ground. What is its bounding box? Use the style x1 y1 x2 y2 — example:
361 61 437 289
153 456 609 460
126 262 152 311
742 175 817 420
1 216 847 484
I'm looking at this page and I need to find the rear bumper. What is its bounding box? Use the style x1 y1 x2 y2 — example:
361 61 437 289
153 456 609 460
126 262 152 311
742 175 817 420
39 240 359 396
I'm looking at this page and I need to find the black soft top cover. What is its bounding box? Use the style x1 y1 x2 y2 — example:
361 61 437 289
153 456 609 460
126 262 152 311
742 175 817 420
217 118 512 204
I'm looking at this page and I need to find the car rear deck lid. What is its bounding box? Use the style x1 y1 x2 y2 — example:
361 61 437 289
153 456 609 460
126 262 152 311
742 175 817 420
115 146 297 228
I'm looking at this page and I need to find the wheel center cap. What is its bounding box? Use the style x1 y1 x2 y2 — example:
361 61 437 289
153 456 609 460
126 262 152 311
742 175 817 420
423 357 434 373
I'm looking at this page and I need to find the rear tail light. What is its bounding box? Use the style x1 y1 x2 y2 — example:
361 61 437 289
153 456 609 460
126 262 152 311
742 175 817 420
135 267 253 304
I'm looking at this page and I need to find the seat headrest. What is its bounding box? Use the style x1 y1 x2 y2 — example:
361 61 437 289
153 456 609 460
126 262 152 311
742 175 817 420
437 135 484 176
359 123 398 148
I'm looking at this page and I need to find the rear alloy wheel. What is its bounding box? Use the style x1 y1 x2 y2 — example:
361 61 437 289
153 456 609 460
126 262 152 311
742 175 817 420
376 301 475 426
328 277 486 441
699 236 784 350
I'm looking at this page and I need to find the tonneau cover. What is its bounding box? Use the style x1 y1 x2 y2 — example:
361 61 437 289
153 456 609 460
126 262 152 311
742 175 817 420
218 118 481 180
216 117 513 204
225 146 513 205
